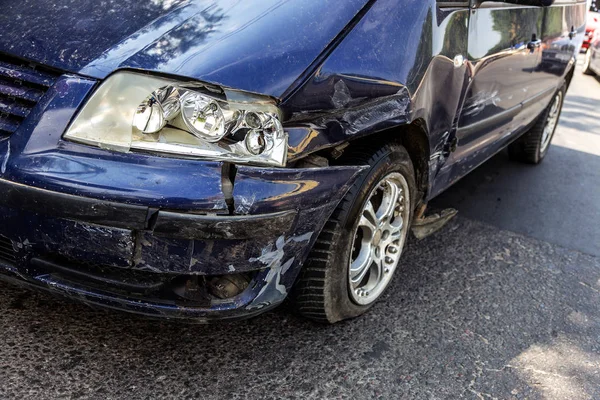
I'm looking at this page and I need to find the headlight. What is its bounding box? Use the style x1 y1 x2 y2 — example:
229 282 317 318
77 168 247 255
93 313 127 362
64 72 288 167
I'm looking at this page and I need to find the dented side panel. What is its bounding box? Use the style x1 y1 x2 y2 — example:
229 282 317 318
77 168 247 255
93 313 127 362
283 1 471 200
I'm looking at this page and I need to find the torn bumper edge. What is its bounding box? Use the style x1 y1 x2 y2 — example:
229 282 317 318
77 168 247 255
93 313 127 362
0 164 367 321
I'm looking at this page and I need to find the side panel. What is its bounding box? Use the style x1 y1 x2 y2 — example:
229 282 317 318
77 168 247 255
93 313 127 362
432 1 586 198
283 0 471 198
440 3 542 187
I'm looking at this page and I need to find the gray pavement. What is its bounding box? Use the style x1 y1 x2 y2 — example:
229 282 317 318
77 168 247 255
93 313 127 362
1 67 600 399
431 66 600 257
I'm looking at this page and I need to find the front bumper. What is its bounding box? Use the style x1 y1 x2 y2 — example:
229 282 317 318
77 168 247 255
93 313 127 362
0 164 364 321
0 73 365 321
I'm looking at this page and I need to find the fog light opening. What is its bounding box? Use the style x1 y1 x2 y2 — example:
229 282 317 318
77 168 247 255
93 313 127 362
171 275 211 304
170 273 252 304
207 274 251 299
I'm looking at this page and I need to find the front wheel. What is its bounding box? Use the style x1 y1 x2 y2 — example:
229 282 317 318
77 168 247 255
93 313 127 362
508 84 566 164
290 143 416 323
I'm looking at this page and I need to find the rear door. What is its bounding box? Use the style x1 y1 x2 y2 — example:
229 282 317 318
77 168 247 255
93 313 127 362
449 1 542 173
525 0 587 122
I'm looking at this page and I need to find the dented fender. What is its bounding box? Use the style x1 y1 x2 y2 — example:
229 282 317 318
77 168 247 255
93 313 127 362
232 165 366 214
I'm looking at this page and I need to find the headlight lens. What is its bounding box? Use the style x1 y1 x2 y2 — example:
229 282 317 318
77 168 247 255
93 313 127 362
180 92 227 141
133 86 180 134
64 72 288 166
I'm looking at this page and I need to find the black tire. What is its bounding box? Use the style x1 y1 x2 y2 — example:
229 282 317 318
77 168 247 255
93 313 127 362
290 143 416 323
583 48 596 76
508 84 566 164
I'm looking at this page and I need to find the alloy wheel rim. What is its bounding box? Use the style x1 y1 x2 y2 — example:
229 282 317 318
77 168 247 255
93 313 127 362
540 92 562 154
348 172 410 306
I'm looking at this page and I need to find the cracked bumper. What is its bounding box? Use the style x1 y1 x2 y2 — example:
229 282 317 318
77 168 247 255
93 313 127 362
0 164 364 321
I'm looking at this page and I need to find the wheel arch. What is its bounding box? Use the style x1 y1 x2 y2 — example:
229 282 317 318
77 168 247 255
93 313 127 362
330 120 431 203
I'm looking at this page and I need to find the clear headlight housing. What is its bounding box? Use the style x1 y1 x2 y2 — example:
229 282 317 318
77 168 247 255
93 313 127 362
64 72 288 167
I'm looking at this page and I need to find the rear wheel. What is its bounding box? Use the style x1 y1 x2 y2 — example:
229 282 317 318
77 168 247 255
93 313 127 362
508 84 566 164
583 48 596 76
290 143 415 323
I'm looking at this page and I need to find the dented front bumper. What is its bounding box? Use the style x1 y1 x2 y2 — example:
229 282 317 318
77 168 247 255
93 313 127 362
0 75 365 321
0 165 364 321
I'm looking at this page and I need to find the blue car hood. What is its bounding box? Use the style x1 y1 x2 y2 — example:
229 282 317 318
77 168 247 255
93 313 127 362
0 0 368 98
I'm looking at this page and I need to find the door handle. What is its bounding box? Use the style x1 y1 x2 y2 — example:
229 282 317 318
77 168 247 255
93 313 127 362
527 40 542 51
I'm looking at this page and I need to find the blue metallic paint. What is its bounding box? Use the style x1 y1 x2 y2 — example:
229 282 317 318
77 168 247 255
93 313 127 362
0 0 586 320
0 0 370 98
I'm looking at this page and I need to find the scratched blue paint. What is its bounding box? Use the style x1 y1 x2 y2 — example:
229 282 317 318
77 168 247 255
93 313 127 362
0 0 586 321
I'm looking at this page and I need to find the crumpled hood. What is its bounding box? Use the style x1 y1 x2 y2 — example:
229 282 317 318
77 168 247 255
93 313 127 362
0 0 369 98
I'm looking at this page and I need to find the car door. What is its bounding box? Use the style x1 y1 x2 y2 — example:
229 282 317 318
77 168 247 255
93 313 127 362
525 0 587 122
448 1 542 175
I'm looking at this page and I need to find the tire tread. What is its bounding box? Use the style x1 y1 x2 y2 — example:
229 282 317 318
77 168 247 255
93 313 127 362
291 141 412 323
508 84 566 164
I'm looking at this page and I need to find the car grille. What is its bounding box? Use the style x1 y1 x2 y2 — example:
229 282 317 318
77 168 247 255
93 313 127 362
0 235 16 265
0 54 60 138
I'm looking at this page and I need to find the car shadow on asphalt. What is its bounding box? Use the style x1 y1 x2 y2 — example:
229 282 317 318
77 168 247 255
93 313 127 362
429 77 600 258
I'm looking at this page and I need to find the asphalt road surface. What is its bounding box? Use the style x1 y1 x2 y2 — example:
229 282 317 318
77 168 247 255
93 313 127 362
2 66 600 400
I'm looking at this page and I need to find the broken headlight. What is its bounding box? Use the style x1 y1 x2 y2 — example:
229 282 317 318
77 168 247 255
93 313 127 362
64 72 287 167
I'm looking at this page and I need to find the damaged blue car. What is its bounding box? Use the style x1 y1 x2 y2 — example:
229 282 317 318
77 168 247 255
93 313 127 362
0 0 585 323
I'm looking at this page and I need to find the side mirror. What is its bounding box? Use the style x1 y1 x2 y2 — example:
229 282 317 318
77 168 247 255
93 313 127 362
479 0 554 6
